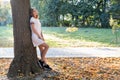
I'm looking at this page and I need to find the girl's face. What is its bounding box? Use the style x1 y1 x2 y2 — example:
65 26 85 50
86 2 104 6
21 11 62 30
32 9 38 17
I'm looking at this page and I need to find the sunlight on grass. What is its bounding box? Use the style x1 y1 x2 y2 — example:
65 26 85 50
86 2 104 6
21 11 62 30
42 27 120 47
0 27 13 47
0 26 120 47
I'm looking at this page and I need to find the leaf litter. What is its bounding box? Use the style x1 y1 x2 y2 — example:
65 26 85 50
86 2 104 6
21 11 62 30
1 58 120 80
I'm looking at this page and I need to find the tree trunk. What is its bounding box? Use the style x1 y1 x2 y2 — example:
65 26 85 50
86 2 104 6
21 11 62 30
7 0 41 78
75 16 78 27
62 14 64 26
82 15 85 26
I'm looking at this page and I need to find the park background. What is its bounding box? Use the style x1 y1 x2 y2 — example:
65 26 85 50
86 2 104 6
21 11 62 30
0 0 120 79
0 0 120 47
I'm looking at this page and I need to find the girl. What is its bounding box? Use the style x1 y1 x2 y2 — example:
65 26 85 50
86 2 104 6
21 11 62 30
30 8 52 71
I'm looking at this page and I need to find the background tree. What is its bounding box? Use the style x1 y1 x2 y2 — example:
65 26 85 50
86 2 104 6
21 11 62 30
30 0 111 28
0 1 12 26
7 0 41 77
45 0 60 26
110 0 120 20
14 0 119 28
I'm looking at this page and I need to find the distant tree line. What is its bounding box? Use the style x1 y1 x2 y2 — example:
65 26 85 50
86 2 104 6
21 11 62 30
0 1 12 26
30 0 120 28
0 0 119 28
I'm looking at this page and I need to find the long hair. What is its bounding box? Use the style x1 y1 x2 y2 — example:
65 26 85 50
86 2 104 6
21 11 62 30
30 8 39 19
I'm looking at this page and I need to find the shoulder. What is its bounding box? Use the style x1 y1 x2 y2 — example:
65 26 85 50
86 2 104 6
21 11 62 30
30 17 36 23
30 17 35 21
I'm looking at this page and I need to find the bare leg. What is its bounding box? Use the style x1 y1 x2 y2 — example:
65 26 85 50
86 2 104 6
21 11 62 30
38 43 49 63
39 46 44 57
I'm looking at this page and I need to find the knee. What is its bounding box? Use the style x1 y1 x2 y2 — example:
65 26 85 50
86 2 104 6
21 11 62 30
45 44 49 49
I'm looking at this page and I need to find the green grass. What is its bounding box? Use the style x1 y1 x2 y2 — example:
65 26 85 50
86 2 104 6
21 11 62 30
0 26 120 47
42 27 120 47
0 27 13 47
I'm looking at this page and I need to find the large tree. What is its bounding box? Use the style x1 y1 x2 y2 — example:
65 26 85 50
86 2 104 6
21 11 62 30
7 0 41 77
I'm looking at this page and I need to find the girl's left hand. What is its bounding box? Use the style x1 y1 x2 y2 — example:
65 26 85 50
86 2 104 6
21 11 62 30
43 38 45 41
41 37 45 41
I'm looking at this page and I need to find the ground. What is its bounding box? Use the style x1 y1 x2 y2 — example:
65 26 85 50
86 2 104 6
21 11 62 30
0 26 120 80
1 58 120 80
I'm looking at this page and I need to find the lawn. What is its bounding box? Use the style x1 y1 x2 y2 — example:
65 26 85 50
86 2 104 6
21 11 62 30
0 26 120 47
0 27 13 47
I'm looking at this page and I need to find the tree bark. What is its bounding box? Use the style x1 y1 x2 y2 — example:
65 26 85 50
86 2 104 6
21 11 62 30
7 0 41 78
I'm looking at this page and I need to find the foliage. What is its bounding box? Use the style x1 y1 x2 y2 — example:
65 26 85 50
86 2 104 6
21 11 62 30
110 18 120 30
0 0 119 28
110 17 120 44
108 0 120 43
30 0 113 28
0 1 12 26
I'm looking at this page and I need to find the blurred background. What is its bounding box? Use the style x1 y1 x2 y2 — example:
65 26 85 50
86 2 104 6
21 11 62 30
0 0 120 47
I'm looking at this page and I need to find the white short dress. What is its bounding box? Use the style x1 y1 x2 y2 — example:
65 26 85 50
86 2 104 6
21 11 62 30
30 17 44 47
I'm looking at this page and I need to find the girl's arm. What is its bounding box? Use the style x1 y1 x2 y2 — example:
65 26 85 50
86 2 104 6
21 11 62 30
41 32 45 41
30 23 42 39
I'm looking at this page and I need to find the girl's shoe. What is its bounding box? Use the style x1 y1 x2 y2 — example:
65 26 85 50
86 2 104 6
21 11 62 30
38 60 52 71
37 60 43 68
43 63 52 71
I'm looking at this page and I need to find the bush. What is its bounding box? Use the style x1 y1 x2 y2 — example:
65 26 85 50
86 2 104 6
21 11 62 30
62 20 71 27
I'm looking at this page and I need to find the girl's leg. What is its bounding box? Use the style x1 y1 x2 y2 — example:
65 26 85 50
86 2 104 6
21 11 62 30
38 43 49 63
39 46 44 58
